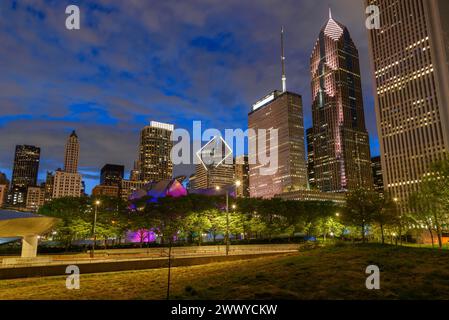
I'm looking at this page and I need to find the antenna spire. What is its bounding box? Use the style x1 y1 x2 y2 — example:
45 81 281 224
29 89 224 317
329 7 332 19
281 26 287 93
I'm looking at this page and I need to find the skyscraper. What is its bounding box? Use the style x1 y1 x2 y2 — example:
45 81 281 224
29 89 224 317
371 156 384 193
64 131 80 174
235 156 250 198
100 164 125 187
194 162 235 190
139 121 174 183
310 11 372 192
129 160 141 182
11 145 40 189
248 28 308 199
53 132 82 199
306 128 316 189
366 0 449 201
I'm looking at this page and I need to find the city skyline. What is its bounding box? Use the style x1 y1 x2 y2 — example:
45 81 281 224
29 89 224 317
0 1 379 193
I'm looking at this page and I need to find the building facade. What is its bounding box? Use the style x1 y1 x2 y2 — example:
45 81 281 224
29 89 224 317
100 164 124 187
121 180 147 201
64 131 80 174
0 185 7 208
0 173 9 208
26 186 45 212
310 12 373 193
11 145 40 190
92 185 120 198
235 156 250 197
139 121 174 183
52 170 82 198
306 128 317 189
194 162 235 190
366 0 449 201
371 156 384 193
44 171 54 203
276 189 346 205
248 91 308 198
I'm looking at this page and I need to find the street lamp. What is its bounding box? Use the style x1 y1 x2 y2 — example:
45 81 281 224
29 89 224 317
216 180 241 256
91 200 101 258
393 198 402 245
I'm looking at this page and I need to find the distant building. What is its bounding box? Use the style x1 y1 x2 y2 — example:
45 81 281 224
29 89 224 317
121 180 146 201
64 131 80 174
235 156 250 197
277 189 346 205
26 186 45 212
248 28 308 199
129 160 141 182
100 164 124 187
306 128 316 189
52 132 82 199
371 156 384 193
194 163 235 190
0 185 7 208
310 11 372 192
0 172 8 186
11 145 40 189
0 173 9 208
44 171 54 203
92 185 120 198
52 170 82 198
248 90 308 199
139 121 174 183
8 186 27 207
187 174 196 190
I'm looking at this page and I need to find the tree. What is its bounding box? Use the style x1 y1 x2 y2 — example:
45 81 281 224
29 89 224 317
182 211 212 245
343 188 378 242
372 194 400 244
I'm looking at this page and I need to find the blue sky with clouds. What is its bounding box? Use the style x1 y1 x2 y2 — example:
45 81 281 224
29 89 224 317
0 0 379 193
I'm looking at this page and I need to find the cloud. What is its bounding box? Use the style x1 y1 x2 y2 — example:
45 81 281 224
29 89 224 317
0 0 378 192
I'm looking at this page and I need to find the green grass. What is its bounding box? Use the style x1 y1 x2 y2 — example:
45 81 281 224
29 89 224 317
1 243 449 300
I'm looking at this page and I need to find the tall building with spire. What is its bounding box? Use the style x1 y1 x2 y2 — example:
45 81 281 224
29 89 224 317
64 131 80 174
366 0 449 202
248 28 308 199
53 131 82 198
309 10 372 192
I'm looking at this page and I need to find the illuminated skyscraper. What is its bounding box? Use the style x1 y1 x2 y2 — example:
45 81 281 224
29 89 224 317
11 145 40 189
53 132 82 199
248 28 308 199
235 156 250 198
366 0 449 201
64 131 80 174
100 164 124 187
306 128 316 189
310 11 372 192
139 121 174 183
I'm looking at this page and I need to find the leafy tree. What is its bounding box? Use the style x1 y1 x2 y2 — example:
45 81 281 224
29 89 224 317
372 194 400 244
343 188 379 242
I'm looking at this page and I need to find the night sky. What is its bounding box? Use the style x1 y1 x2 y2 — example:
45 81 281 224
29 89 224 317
0 0 379 193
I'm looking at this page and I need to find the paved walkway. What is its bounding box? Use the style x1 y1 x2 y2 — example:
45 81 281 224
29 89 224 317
0 244 299 268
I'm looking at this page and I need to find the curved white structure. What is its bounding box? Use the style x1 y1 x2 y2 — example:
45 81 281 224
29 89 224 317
0 210 58 258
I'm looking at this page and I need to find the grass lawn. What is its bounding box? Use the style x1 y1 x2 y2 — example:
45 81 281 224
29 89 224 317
1 243 449 300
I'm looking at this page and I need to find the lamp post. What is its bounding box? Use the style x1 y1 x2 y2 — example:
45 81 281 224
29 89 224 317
393 197 402 245
91 200 100 258
216 180 241 256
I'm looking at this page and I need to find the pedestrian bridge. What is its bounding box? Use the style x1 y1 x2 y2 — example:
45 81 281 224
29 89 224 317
0 210 58 258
